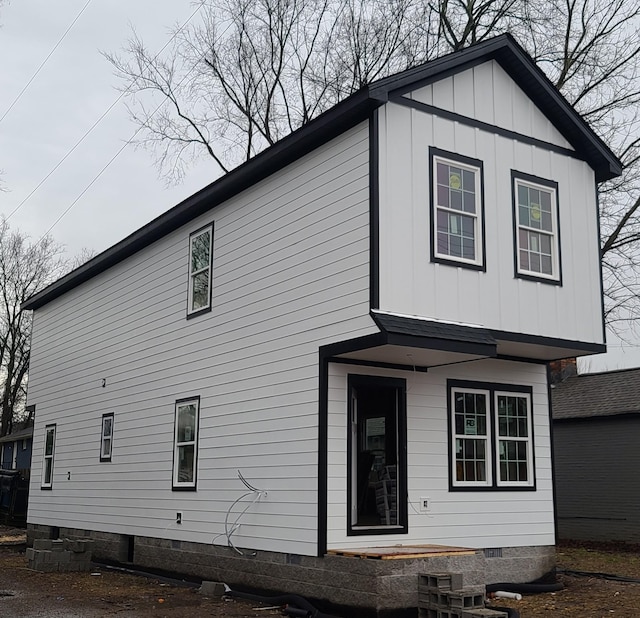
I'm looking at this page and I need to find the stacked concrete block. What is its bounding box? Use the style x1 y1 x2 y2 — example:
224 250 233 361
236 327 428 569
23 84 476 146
27 538 94 572
418 572 506 618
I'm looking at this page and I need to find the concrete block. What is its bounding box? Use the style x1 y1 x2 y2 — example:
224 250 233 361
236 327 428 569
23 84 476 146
447 588 485 610
419 573 464 592
33 539 52 551
51 540 65 552
199 581 226 597
25 548 35 561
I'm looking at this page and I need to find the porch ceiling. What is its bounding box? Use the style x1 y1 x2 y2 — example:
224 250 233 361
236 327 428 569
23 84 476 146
336 344 490 368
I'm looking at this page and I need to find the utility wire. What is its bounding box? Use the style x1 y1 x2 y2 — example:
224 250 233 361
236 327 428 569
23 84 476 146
0 0 94 125
6 1 206 224
38 16 233 243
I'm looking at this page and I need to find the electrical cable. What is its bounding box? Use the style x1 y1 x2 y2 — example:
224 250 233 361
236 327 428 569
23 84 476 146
0 0 94 125
211 470 267 557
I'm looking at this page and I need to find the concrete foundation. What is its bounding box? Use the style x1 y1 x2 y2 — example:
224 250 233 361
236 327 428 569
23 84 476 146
27 524 555 617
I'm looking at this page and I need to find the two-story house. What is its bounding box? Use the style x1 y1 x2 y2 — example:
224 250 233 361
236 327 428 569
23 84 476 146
22 34 620 616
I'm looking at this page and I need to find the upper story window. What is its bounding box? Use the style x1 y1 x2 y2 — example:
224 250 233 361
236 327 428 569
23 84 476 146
188 223 213 317
430 148 485 270
512 172 561 284
448 380 535 491
41 424 56 489
100 413 114 462
173 397 200 490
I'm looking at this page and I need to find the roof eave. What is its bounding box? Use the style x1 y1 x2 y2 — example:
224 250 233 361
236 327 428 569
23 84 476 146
23 89 381 311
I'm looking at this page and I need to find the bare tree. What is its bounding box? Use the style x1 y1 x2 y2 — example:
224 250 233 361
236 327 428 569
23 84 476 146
106 0 431 181
0 219 67 437
109 0 640 328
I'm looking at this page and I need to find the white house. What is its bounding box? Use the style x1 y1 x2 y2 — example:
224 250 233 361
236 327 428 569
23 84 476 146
23 34 620 616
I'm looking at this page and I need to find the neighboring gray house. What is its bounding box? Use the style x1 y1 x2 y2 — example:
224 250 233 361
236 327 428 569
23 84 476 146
0 424 34 472
552 367 640 543
22 34 620 616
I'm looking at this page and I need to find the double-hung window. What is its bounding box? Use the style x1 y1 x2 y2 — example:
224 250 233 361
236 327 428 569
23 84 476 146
173 397 199 490
41 424 56 489
431 148 485 270
512 172 561 283
188 223 213 316
449 381 535 490
100 413 114 462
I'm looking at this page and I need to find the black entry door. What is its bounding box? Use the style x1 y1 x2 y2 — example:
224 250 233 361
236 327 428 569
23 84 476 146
348 375 407 533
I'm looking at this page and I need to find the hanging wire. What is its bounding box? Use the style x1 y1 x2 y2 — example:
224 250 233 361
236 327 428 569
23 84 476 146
212 470 267 556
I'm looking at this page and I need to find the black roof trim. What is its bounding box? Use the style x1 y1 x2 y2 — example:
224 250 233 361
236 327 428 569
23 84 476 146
374 312 497 346
372 34 620 182
23 34 621 310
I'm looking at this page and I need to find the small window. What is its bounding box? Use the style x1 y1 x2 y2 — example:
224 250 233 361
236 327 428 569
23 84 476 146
41 424 56 489
173 397 200 490
100 413 114 462
448 381 535 490
188 224 213 316
430 148 485 270
512 172 561 283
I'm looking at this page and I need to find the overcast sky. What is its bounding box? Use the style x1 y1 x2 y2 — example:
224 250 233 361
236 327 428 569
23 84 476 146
0 0 213 257
0 1 636 373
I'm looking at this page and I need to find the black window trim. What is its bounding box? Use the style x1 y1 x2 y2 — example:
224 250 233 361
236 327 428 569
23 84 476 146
447 379 537 492
41 423 56 490
511 170 562 286
429 147 487 272
172 396 201 491
100 412 114 462
186 222 214 319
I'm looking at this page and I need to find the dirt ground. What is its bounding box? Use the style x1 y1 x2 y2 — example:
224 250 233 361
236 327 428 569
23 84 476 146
1 526 640 617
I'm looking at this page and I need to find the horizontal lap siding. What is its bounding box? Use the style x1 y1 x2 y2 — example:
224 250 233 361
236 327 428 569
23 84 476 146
326 359 554 549
554 417 640 542
378 67 602 345
27 122 377 556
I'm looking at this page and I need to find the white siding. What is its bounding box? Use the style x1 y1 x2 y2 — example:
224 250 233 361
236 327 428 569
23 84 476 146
326 359 554 549
410 61 574 150
378 90 603 344
27 122 378 556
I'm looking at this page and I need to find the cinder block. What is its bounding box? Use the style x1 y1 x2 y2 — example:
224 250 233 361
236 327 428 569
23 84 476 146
447 588 485 610
419 573 464 591
25 548 35 561
199 581 226 597
51 540 65 552
33 539 52 551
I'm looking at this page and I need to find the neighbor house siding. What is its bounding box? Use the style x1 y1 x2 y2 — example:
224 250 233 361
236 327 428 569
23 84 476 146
27 122 377 556
554 416 640 543
377 60 602 346
326 359 554 549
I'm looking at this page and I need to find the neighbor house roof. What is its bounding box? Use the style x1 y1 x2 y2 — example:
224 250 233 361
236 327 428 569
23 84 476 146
23 33 622 312
551 367 640 420
0 426 34 444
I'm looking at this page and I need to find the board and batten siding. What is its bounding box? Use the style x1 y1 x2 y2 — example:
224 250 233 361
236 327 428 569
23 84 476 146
326 359 554 549
27 122 377 557
554 416 640 543
377 60 603 345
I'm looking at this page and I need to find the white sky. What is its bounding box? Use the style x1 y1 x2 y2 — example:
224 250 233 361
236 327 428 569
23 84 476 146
0 1 213 257
0 1 637 373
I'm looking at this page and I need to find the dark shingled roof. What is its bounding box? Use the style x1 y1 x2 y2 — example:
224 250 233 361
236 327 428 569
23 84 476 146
551 367 640 420
373 312 496 345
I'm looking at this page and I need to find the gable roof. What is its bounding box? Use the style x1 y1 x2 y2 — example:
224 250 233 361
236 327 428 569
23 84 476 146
552 367 640 420
23 33 621 312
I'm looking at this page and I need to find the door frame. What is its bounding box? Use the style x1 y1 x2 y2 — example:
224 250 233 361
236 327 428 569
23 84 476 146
346 373 408 536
